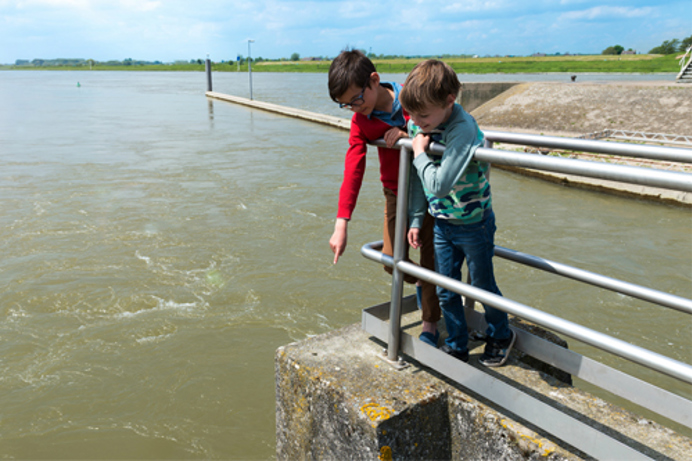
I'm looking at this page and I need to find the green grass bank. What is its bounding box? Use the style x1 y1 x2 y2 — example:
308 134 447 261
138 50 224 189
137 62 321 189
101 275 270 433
1 54 682 73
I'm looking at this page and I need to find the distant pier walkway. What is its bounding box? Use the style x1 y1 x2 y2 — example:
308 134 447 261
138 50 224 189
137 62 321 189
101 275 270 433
206 82 691 206
206 91 350 130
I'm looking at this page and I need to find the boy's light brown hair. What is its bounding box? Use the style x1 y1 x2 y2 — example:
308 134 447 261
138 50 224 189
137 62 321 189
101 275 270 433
328 49 376 102
399 59 461 113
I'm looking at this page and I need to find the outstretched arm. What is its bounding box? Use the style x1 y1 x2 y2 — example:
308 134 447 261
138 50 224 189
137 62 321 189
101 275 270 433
329 218 348 264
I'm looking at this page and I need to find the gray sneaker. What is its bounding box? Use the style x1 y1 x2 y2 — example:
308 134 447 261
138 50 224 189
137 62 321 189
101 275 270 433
479 330 516 367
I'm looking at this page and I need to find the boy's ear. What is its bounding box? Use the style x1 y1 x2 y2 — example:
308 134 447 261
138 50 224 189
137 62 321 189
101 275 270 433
369 72 380 88
446 93 456 107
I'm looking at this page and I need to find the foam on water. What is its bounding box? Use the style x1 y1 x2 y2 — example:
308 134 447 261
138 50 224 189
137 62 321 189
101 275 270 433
115 297 205 319
0 71 688 457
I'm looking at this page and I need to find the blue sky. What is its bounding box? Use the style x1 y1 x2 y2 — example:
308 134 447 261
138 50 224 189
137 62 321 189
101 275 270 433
1 0 690 64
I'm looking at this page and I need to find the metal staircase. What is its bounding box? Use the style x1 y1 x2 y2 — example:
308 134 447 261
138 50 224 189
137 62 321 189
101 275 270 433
676 46 692 83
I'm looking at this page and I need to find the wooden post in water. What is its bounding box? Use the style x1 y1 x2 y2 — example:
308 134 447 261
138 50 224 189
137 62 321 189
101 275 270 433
205 58 212 92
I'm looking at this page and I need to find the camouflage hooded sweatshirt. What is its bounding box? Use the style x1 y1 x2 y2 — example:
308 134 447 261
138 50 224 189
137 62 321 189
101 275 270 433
408 103 492 229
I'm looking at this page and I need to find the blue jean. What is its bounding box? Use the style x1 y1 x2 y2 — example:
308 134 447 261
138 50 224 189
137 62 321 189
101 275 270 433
434 211 510 353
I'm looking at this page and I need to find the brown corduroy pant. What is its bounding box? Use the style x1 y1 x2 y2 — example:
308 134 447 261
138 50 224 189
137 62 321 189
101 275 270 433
381 187 441 323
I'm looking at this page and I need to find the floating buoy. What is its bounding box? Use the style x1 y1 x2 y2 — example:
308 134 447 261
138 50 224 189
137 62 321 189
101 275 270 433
77 82 81 87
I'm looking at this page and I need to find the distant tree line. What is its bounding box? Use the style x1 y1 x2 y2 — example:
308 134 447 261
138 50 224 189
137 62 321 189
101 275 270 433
648 35 692 55
366 51 475 60
600 35 692 56
14 58 167 67
11 40 692 68
601 45 627 55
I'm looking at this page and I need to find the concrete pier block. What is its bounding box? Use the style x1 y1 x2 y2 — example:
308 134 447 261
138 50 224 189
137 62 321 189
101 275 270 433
275 322 691 460
276 324 575 460
275 324 450 459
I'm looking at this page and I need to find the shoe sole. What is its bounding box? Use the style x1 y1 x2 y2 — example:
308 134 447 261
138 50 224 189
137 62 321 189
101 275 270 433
440 345 469 363
480 330 516 368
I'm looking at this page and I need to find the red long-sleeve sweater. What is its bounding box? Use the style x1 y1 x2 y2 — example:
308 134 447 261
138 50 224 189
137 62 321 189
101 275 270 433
336 112 409 220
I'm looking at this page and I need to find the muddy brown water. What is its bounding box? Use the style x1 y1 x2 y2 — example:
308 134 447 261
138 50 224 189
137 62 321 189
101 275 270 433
0 71 689 458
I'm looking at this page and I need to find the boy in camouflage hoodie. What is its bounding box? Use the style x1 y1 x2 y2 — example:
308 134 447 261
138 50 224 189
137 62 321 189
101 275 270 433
401 60 515 367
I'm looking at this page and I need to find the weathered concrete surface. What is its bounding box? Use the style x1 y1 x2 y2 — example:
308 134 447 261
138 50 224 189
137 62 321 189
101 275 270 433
471 81 691 137
275 324 572 460
467 81 692 207
458 82 520 113
275 321 692 460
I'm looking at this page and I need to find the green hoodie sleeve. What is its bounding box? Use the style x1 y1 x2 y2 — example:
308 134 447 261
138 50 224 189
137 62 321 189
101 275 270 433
411 106 480 199
408 165 428 229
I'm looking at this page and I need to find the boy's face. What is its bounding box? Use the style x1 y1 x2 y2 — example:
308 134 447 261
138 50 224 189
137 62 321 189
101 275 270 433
335 73 378 116
408 94 456 133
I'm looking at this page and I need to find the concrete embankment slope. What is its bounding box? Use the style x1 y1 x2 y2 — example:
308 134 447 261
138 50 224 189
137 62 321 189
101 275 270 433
470 80 691 137
468 81 692 206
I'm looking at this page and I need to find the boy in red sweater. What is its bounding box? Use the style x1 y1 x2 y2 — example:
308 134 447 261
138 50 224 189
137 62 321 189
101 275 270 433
327 50 440 345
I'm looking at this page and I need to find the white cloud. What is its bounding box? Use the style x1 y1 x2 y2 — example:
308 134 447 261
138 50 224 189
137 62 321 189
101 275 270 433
0 0 686 63
442 0 507 14
448 19 483 31
337 0 373 19
11 0 161 11
13 0 91 8
559 6 653 21
117 0 161 12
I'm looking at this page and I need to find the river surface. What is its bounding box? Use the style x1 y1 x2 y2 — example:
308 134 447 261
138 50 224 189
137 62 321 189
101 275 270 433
0 71 689 458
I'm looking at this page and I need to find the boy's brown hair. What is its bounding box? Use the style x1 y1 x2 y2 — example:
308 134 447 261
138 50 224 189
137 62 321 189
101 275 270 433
328 49 376 102
399 59 461 113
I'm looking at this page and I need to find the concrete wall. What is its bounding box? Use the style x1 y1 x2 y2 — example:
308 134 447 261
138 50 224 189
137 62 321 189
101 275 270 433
458 82 520 113
275 324 572 460
275 322 691 460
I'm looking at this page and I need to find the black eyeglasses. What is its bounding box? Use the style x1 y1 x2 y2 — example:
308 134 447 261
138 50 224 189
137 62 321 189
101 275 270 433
338 81 369 109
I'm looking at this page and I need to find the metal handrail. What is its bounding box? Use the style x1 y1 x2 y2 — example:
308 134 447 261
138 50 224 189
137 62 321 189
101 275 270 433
362 134 692 414
484 130 692 163
493 246 692 315
678 45 692 80
680 46 691 68
362 242 692 384
371 137 692 192
580 129 692 147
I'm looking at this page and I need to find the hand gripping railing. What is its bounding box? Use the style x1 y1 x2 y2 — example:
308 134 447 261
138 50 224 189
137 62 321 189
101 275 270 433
362 133 692 432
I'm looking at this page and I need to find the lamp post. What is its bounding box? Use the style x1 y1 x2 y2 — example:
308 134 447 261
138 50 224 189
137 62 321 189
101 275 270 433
205 53 212 92
247 39 255 100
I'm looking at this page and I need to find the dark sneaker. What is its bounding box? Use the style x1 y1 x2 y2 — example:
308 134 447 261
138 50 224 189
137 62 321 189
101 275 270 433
479 330 516 367
440 344 469 363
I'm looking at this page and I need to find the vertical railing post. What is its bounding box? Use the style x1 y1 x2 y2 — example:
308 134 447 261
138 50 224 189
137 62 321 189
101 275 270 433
247 39 255 100
386 145 411 362
205 58 212 92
